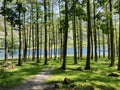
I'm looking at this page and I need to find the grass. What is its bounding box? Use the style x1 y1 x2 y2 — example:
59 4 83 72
47 57 120 90
0 57 120 89
0 59 51 88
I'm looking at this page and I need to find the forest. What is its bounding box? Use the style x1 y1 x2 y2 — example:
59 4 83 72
0 0 120 90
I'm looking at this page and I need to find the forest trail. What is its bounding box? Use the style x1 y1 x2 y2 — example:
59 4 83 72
12 68 54 90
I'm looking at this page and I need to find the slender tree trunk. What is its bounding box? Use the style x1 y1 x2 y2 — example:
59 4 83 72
61 0 68 70
40 22 42 59
108 33 111 59
36 6 40 63
85 0 91 70
59 0 63 61
91 28 93 59
23 13 27 62
79 19 83 60
103 33 105 57
118 0 120 70
72 0 77 64
18 3 22 66
4 0 8 65
109 0 115 67
44 0 48 65
52 2 56 60
31 4 35 61
56 25 58 58
51 39 53 58
77 19 80 59
93 0 97 62
115 19 118 57
26 22 29 60
49 31 51 59
48 0 51 59
28 12 32 60
11 24 14 61
98 28 101 57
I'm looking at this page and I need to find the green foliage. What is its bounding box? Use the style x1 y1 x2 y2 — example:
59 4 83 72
0 0 27 26
69 3 87 20
96 0 108 6
1 38 19 55
114 0 120 14
59 19 69 33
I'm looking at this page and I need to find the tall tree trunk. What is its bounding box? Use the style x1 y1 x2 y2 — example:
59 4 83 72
44 0 48 65
108 33 111 59
28 10 32 60
79 19 83 60
18 3 22 66
109 0 115 67
72 0 77 64
98 28 101 57
106 4 111 60
61 0 68 70
93 0 97 62
77 19 80 59
36 5 40 63
23 13 27 62
103 33 105 57
4 0 8 65
118 0 120 70
115 19 118 57
59 0 63 61
26 22 29 60
11 24 14 61
31 4 35 61
48 0 51 59
56 25 58 58
52 2 56 60
49 31 51 58
85 0 91 70
40 21 42 59
91 27 93 59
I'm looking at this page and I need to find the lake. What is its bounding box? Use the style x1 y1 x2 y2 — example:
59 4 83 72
0 48 108 59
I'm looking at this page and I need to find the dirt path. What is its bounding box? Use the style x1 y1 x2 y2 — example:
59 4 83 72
11 68 54 90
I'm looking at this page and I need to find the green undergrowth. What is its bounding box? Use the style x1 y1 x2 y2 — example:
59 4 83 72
0 57 120 90
0 59 51 88
47 57 120 90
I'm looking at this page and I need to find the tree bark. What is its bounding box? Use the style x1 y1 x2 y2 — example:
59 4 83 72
18 3 22 66
36 5 40 63
93 0 97 62
85 0 91 70
118 0 120 70
72 0 77 64
44 0 48 65
4 0 8 65
61 0 68 70
109 0 115 67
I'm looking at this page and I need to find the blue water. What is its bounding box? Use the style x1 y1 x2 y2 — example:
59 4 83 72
0 48 108 59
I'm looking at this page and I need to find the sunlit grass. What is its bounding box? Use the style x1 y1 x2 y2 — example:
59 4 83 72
48 57 120 90
0 56 120 89
0 60 50 88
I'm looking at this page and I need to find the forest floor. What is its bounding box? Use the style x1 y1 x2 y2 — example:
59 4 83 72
0 68 55 90
1 57 120 90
